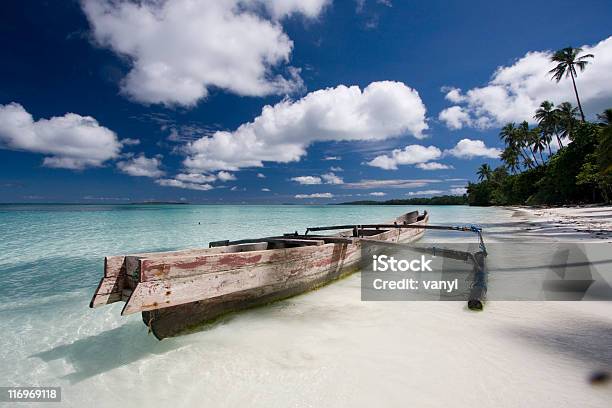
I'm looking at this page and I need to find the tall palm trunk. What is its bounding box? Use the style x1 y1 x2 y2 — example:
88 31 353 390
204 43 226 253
531 148 540 166
570 71 586 122
539 150 545 163
555 132 564 149
518 150 533 169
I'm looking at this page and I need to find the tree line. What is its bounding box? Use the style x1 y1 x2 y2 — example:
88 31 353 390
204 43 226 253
468 46 611 206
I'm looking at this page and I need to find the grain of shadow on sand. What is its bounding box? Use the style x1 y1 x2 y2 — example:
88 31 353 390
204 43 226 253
31 322 185 384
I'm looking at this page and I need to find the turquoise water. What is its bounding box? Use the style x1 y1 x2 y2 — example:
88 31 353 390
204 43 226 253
9 205 609 407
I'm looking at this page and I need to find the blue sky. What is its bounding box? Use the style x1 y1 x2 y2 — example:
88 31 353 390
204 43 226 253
1 0 611 203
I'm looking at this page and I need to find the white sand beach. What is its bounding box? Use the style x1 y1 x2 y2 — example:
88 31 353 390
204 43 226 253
508 205 612 242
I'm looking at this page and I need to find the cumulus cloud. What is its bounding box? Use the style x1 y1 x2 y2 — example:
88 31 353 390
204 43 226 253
438 106 471 130
295 192 333 198
439 36 612 128
450 187 467 195
158 170 235 191
321 172 344 184
367 145 441 170
0 102 121 169
175 173 217 183
217 171 236 181
256 173 266 178
445 139 501 159
117 154 164 177
81 0 330 106
415 162 453 170
330 166 343 172
184 81 428 171
261 187 271 192
369 192 386 196
292 176 322 185
292 172 343 185
407 190 444 196
323 156 341 161
156 178 213 191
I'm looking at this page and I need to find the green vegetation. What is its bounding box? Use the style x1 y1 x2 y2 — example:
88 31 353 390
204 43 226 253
339 195 468 205
467 46 611 206
468 108 612 205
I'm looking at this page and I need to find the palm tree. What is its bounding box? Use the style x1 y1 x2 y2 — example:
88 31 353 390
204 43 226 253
597 109 612 179
556 102 579 140
526 127 543 166
499 122 533 169
477 164 493 182
535 100 563 148
501 146 520 174
517 121 540 166
549 47 594 122
531 127 547 163
540 127 553 156
597 108 612 126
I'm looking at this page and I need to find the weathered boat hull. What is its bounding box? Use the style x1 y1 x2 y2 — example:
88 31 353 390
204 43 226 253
91 211 428 339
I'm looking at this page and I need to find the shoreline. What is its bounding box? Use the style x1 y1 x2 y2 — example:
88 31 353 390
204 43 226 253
504 205 612 242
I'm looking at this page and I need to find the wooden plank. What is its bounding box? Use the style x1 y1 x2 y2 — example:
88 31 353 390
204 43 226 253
104 255 125 277
144 261 364 339
266 238 325 246
89 275 123 307
283 235 355 244
135 243 345 282
122 242 359 315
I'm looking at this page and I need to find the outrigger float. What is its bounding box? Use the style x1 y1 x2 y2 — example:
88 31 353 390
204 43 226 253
90 211 488 339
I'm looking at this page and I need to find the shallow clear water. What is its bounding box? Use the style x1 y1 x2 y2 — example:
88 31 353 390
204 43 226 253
1 205 610 407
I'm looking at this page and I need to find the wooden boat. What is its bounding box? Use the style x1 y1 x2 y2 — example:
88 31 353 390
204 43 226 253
90 210 429 339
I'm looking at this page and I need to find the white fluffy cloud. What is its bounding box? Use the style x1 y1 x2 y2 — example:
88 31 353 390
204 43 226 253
369 192 386 196
256 173 266 178
117 154 164 177
295 192 333 198
261 187 271 192
438 106 471 130
450 187 467 195
292 176 322 185
175 173 217 183
321 172 344 184
292 172 343 185
156 178 213 191
415 162 453 170
439 36 612 128
217 171 237 181
157 170 236 191
445 139 501 159
184 81 428 171
367 145 441 170
0 102 122 169
81 0 330 106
